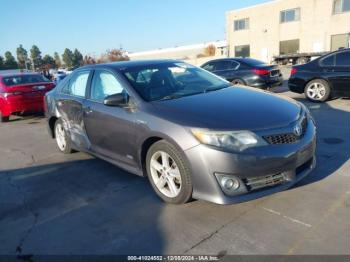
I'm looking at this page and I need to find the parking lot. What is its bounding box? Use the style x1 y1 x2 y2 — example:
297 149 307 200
1 79 350 256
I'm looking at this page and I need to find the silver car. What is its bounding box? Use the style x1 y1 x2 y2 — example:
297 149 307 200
45 60 316 205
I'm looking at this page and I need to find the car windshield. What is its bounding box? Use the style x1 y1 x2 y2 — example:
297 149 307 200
121 62 231 101
3 74 50 87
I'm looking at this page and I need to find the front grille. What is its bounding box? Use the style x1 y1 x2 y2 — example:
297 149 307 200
243 173 286 191
263 117 308 145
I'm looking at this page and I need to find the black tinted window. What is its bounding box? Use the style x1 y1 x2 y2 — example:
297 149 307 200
202 63 215 72
335 51 350 66
241 58 268 66
3 74 50 86
321 55 335 66
215 61 235 71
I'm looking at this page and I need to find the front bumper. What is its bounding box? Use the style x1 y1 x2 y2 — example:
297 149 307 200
185 120 317 205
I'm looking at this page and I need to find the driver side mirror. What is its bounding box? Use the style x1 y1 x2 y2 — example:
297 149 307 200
104 93 129 107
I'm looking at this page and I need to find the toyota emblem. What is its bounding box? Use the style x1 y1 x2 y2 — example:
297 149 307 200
294 124 302 137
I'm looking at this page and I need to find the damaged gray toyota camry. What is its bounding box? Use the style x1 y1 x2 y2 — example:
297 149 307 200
45 60 316 205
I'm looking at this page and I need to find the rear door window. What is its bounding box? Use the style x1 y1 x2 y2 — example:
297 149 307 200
61 71 90 97
90 70 125 102
215 61 234 71
335 51 350 66
320 54 335 67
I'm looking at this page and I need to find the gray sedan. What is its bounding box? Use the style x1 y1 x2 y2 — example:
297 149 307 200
45 60 316 205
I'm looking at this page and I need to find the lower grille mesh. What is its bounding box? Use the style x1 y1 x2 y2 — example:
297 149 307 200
243 173 286 191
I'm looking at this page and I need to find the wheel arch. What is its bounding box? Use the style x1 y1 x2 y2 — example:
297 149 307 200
139 134 191 177
48 116 58 138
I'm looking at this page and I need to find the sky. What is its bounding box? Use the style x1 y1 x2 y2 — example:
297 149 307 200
0 0 270 57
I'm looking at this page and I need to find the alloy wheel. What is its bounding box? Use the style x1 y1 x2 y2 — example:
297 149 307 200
306 82 326 100
150 151 182 198
55 122 67 151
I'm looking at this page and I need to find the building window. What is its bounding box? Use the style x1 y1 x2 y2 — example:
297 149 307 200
234 18 249 31
280 8 300 23
331 34 350 51
280 39 300 55
235 45 250 57
333 0 350 13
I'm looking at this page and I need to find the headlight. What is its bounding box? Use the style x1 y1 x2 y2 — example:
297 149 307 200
191 129 267 151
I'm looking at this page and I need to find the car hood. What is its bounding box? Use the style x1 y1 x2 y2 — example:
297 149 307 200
151 87 301 130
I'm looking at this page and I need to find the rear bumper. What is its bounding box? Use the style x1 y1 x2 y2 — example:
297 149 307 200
0 96 44 116
249 76 283 89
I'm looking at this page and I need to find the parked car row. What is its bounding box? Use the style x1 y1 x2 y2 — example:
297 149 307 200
201 48 350 103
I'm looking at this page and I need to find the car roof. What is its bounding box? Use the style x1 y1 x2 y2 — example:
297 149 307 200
79 59 184 71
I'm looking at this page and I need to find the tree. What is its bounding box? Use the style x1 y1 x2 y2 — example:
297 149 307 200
98 49 129 63
73 49 83 67
30 45 42 70
83 55 96 65
42 54 56 70
0 56 4 70
16 44 28 69
62 48 75 68
106 49 129 62
204 44 216 57
3 51 18 69
54 52 62 68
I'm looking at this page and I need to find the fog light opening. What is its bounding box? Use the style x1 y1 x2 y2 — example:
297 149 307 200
216 174 241 195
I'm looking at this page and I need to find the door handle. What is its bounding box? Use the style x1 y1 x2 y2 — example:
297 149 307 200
84 107 93 114
324 69 334 72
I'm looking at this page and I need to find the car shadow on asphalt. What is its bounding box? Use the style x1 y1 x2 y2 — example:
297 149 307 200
6 113 45 123
0 158 166 255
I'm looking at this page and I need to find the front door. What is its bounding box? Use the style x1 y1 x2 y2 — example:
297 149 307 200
83 69 137 166
332 50 350 96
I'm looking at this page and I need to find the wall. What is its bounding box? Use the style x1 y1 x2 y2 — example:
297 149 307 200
226 0 350 62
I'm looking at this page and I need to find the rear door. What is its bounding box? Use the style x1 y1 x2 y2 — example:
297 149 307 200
332 50 350 96
83 69 137 166
212 60 239 81
56 70 92 150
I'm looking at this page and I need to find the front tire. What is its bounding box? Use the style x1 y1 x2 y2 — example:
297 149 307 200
305 79 331 102
54 119 73 154
146 140 192 204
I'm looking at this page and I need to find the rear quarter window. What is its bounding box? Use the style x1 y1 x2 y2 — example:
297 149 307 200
320 54 335 66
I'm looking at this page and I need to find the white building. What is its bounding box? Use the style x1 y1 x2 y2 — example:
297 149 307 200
226 0 350 62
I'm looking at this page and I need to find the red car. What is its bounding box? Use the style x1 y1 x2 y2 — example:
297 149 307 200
0 71 55 122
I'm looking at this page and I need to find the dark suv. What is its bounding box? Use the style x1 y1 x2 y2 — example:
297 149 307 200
201 58 283 89
289 48 350 102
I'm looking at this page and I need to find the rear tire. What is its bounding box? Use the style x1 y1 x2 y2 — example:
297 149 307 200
231 79 245 86
146 140 193 204
0 112 9 123
54 119 73 154
305 79 331 102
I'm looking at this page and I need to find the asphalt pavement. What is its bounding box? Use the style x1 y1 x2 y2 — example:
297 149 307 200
0 85 350 256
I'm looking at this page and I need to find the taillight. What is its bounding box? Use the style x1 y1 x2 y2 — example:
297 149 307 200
291 68 298 75
252 69 270 76
1 92 23 97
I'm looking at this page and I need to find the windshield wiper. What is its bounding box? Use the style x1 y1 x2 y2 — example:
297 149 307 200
204 85 229 93
159 91 203 101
